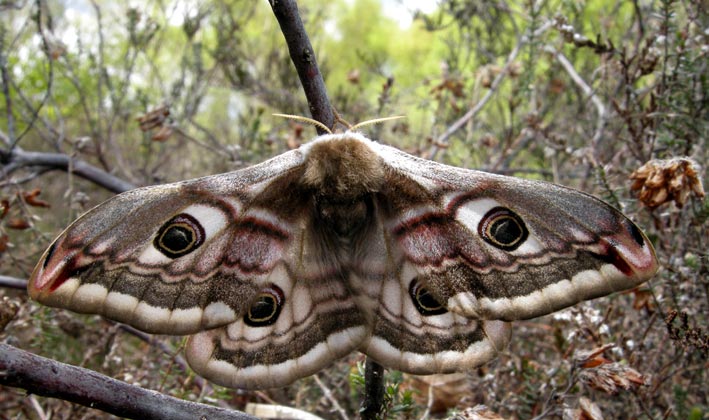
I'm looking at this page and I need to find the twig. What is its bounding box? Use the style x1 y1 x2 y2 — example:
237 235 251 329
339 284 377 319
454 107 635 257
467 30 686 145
0 38 16 147
9 1 55 148
2 148 134 194
268 0 334 132
0 275 27 290
0 343 257 420
546 47 607 149
313 374 350 420
427 37 523 160
359 359 385 420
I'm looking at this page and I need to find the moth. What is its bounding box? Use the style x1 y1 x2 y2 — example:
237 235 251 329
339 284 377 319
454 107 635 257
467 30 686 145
28 131 658 389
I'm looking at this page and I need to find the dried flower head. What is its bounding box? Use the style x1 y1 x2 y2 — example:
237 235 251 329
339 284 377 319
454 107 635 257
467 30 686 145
575 344 647 394
630 157 705 208
578 362 647 394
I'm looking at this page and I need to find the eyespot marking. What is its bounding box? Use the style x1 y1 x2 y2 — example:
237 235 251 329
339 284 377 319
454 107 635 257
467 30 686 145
479 207 528 251
244 285 284 327
409 279 447 316
154 213 205 258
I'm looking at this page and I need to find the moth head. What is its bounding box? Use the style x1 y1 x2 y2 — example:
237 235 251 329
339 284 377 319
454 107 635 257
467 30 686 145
302 135 385 201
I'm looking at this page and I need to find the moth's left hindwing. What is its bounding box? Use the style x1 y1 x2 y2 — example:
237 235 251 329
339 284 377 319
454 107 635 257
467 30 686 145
29 132 658 389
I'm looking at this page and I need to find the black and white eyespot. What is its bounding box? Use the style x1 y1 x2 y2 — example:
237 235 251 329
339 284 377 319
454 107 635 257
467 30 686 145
154 213 205 258
409 279 447 316
478 206 528 251
245 285 284 327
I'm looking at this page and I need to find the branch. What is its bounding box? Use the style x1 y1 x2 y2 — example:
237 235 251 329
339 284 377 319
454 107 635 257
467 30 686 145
427 21 554 160
0 343 258 420
426 39 523 160
359 359 385 420
0 275 27 290
546 47 607 149
268 0 334 132
2 148 134 194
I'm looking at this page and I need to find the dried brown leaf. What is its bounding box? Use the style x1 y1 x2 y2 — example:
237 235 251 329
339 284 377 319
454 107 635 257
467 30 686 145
0 199 9 219
6 218 30 230
151 125 174 142
0 234 8 253
408 373 470 415
22 188 51 208
137 105 170 131
564 397 604 420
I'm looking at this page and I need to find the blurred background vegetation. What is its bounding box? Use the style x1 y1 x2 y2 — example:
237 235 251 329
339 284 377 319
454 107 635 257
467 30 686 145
0 0 706 418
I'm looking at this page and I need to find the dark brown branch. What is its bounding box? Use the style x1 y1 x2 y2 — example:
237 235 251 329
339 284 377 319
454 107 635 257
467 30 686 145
0 343 257 420
2 148 134 194
360 359 385 420
268 0 334 132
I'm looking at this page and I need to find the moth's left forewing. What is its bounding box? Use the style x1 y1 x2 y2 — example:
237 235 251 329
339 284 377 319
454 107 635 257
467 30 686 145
27 150 310 334
371 142 658 321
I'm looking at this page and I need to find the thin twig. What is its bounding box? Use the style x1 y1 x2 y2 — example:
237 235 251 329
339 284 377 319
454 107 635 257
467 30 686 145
547 47 607 150
313 374 350 420
427 38 523 160
427 21 554 161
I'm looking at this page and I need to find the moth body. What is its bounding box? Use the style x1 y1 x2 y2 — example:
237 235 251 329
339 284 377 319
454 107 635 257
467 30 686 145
28 132 658 389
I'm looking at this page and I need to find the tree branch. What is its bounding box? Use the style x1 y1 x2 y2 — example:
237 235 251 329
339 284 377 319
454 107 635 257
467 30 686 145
268 0 334 132
0 343 257 420
0 275 27 290
2 148 134 194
